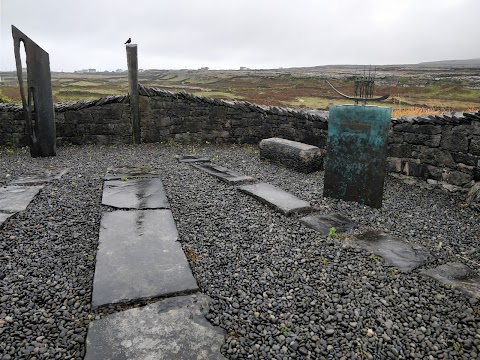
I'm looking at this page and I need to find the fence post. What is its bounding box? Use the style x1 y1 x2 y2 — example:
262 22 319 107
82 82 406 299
126 44 140 144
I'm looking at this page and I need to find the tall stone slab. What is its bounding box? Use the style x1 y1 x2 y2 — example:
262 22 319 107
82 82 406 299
12 25 56 157
323 105 391 208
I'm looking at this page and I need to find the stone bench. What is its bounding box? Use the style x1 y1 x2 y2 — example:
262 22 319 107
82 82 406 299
259 137 324 173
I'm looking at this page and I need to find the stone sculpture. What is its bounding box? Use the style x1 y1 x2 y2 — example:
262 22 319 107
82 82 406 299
12 25 56 157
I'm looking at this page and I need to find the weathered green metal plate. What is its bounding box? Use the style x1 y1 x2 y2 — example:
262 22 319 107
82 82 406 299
323 105 391 208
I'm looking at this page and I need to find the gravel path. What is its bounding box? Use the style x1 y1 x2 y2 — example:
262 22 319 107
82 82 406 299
0 143 479 360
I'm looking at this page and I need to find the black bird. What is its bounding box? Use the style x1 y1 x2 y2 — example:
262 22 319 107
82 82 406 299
124 38 131 44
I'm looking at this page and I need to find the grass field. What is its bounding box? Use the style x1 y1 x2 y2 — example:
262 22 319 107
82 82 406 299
1 65 479 117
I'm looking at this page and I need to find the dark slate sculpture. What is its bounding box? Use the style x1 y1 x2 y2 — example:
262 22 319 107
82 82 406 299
12 25 56 157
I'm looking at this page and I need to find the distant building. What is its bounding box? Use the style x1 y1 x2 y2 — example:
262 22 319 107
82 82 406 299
88 69 96 73
240 66 250 71
199 67 209 71
115 69 125 73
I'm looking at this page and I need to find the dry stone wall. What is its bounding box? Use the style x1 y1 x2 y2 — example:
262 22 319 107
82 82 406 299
0 86 479 190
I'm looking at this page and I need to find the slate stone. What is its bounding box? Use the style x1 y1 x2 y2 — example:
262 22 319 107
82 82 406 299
192 163 255 184
0 186 44 213
299 214 357 235
104 165 160 180
238 182 311 216
0 212 14 227
92 210 198 308
353 231 434 272
85 294 226 360
175 154 211 163
259 137 324 173
422 262 480 299
102 178 170 209
10 168 68 185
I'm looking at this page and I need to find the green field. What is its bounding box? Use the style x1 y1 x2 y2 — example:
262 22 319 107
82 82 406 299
1 65 479 117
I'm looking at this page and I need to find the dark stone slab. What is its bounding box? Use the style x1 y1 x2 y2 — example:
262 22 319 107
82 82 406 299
85 294 226 360
10 168 68 185
192 163 255 184
238 182 311 216
175 154 211 163
0 212 14 227
92 210 198 308
324 105 391 208
102 178 170 209
12 25 56 157
259 137 324 173
104 166 160 180
422 262 480 299
299 214 357 235
353 231 434 272
0 186 43 213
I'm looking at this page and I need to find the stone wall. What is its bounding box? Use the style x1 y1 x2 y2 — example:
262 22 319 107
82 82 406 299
0 86 479 191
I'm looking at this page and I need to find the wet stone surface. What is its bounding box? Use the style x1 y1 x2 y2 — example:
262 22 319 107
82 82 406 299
104 165 160 180
102 178 170 209
299 213 357 235
91 210 198 308
192 163 255 184
238 182 311 216
175 154 211 163
352 230 434 272
10 168 68 185
0 185 44 213
85 294 226 360
0 212 14 227
422 262 480 299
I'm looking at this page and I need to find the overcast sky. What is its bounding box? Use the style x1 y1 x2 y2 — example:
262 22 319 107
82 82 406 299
1 0 479 72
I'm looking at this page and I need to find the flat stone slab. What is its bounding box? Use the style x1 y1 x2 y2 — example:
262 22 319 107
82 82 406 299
0 212 14 227
259 137 324 173
92 210 198 308
0 186 44 213
192 163 255 184
175 154 211 163
104 165 160 180
10 168 68 185
300 214 357 235
85 294 226 360
238 182 311 216
102 178 170 209
352 231 434 272
422 262 480 299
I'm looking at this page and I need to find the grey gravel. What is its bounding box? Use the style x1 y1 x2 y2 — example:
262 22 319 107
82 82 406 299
0 143 479 360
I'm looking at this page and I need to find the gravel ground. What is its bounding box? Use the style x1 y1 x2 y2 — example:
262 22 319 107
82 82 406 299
0 143 479 360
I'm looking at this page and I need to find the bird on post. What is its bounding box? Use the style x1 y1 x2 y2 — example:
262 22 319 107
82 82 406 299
124 38 131 44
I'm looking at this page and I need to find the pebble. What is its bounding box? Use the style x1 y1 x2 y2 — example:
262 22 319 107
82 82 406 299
0 144 479 360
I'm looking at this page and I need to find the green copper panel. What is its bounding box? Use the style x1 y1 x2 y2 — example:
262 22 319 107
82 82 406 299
323 105 391 208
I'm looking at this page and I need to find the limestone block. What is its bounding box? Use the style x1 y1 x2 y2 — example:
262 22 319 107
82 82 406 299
259 137 324 173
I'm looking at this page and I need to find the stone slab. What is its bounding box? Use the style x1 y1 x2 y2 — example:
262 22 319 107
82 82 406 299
104 166 160 180
238 182 311 216
0 212 14 227
192 163 255 184
175 154 211 163
299 214 357 235
353 231 434 272
323 105 391 208
102 178 170 209
92 210 198 308
85 294 226 360
0 186 44 213
422 262 480 299
10 168 68 185
259 137 324 173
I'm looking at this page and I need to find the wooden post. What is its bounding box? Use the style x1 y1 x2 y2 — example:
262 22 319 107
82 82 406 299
126 44 140 144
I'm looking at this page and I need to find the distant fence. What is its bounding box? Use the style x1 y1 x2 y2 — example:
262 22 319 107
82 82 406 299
0 86 479 190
